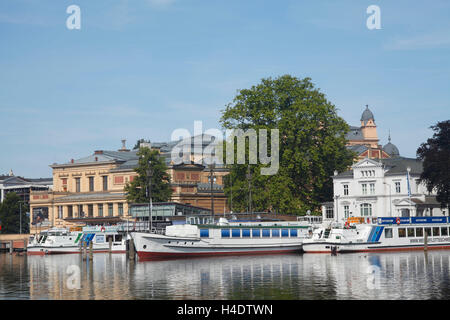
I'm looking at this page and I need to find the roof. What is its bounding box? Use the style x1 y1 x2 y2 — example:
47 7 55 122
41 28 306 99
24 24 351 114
381 157 422 176
333 157 423 179
54 192 126 202
361 105 374 123
345 126 364 141
347 144 368 155
382 142 400 157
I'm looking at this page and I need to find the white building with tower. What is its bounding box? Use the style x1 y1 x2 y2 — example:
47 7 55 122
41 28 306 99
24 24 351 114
322 157 447 223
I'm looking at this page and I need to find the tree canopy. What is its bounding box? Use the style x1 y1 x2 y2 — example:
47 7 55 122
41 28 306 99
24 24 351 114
0 192 29 234
220 75 354 215
417 120 450 210
124 147 173 203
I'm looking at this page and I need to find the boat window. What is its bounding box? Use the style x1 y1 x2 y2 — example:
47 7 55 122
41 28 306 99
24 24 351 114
433 227 440 237
115 235 122 242
242 229 250 238
252 229 260 238
281 229 289 237
407 228 415 237
384 228 393 239
221 229 230 238
232 229 241 238
398 228 406 238
272 229 280 237
200 229 209 238
262 229 270 237
290 229 298 237
441 227 448 236
425 228 432 237
416 228 423 237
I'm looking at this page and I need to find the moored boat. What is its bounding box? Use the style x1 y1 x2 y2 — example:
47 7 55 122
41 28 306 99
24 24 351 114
27 226 127 255
132 218 314 260
302 216 450 253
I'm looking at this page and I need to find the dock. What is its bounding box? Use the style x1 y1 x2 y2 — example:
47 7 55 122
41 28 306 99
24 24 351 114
0 234 29 253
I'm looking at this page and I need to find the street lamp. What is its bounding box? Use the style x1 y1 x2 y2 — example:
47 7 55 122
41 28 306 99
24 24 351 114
147 161 153 233
383 182 392 217
246 164 252 216
209 162 215 221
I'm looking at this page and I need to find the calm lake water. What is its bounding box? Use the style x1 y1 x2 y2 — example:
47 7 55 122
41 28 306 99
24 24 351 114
1 251 450 300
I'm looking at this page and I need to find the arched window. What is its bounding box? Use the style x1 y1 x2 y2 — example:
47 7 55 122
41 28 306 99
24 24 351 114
360 203 372 216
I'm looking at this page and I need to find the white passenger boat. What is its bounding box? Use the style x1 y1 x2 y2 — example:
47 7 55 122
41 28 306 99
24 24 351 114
302 216 450 253
132 218 314 259
27 226 127 255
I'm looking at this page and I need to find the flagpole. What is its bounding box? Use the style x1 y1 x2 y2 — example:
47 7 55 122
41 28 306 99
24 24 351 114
407 167 412 217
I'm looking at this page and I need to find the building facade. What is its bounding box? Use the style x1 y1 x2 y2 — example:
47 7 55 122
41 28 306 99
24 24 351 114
29 137 229 230
0 172 52 204
322 157 447 223
346 105 399 160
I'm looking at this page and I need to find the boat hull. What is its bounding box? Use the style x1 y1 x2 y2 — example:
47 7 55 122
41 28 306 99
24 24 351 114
302 242 450 253
132 232 303 260
27 245 126 255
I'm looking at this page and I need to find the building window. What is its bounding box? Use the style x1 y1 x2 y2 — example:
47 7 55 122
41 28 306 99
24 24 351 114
103 176 108 191
88 204 93 217
89 177 94 192
360 203 372 216
362 184 367 195
395 181 401 193
108 203 113 216
118 203 123 216
343 185 349 196
98 204 103 217
325 206 334 219
385 228 393 238
78 205 83 218
75 178 81 193
58 206 63 219
370 183 375 195
67 205 73 218
416 228 423 237
344 205 350 219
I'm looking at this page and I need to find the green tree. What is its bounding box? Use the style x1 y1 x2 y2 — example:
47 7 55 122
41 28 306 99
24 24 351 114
0 192 29 234
416 120 450 211
220 75 354 215
124 147 173 203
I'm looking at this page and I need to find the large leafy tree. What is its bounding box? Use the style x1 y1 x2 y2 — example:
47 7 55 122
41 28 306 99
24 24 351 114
124 147 173 203
416 120 450 211
220 75 354 215
0 192 29 234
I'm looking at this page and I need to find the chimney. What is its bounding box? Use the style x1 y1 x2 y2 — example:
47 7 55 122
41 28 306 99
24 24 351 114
118 139 130 152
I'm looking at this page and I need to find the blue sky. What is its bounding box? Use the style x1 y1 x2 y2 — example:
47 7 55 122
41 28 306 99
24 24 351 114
1 0 449 178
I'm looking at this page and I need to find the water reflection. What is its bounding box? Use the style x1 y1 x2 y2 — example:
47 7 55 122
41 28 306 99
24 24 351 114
1 250 450 299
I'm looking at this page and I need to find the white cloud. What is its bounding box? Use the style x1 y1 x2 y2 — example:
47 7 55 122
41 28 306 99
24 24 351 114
385 31 450 51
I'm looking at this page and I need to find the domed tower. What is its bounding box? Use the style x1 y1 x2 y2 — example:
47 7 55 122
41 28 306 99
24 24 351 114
383 132 400 158
360 105 379 148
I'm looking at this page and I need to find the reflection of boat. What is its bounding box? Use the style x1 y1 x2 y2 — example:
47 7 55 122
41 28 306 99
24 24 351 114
303 217 450 253
132 218 313 260
27 226 126 255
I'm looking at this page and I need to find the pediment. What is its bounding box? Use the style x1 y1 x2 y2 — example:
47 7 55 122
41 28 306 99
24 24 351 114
352 157 383 169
